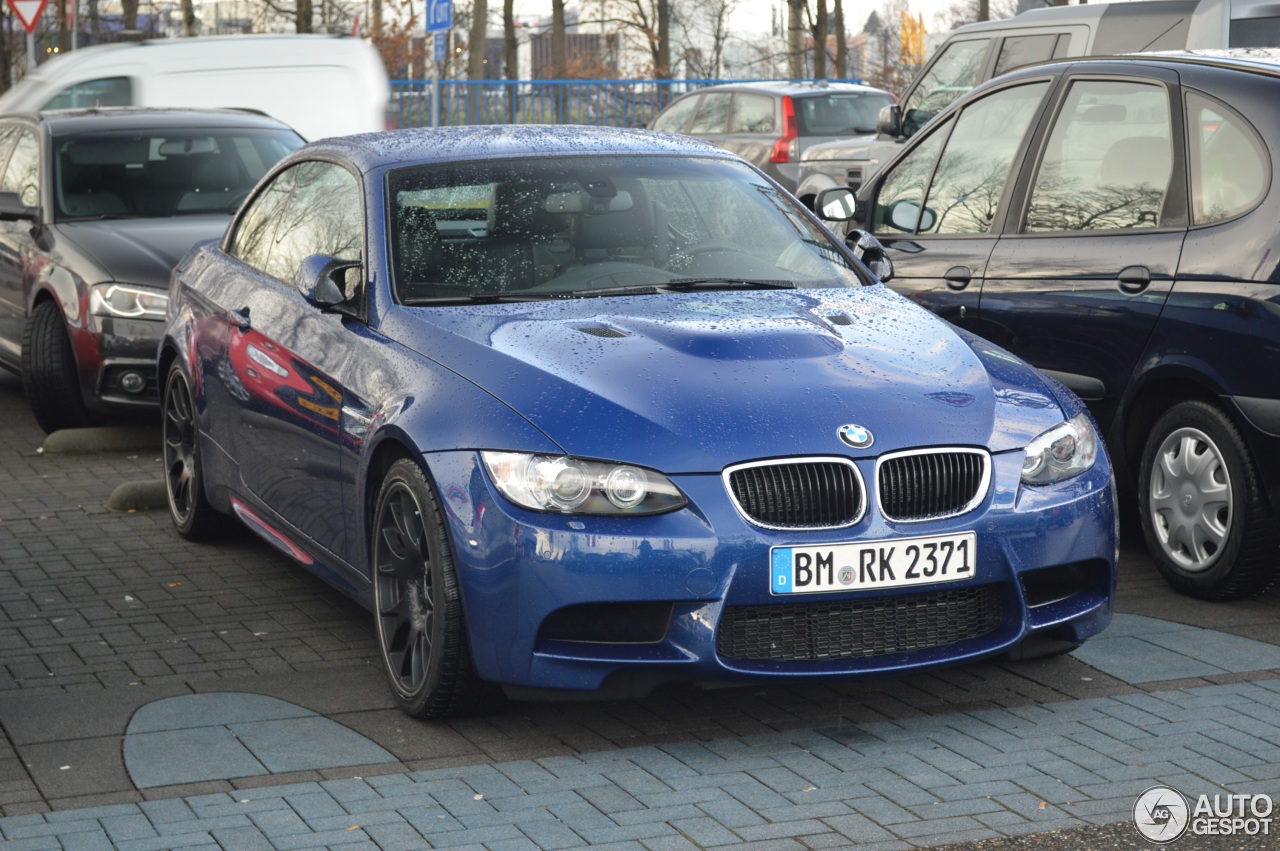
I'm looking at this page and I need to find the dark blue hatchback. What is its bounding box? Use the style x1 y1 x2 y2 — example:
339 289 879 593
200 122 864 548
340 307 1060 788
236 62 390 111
160 126 1116 718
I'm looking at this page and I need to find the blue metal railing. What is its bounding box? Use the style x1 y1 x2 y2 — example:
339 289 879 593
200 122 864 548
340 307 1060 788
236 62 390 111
388 78 866 129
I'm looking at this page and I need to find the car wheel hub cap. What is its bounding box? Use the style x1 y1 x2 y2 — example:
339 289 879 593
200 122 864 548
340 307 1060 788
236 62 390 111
163 376 196 521
1149 426 1232 573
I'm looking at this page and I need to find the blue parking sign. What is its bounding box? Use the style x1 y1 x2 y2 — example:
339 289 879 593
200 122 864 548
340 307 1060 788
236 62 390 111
427 0 451 31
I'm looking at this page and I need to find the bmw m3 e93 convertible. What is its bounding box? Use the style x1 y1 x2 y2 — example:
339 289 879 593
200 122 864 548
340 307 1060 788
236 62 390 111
160 126 1117 718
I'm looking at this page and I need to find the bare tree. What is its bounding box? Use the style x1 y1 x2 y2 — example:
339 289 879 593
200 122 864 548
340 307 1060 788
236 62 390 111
610 0 673 78
786 0 805 77
833 0 847 78
180 0 198 35
122 0 139 30
468 0 488 79
673 0 738 78
551 0 568 77
811 0 828 78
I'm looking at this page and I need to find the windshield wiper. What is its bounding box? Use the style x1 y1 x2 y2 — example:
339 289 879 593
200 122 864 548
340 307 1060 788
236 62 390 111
568 285 664 298
402 291 562 305
663 278 796 291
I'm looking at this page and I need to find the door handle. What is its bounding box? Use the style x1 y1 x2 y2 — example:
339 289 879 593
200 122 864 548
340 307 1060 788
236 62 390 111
229 306 251 330
944 266 972 291
1117 265 1151 294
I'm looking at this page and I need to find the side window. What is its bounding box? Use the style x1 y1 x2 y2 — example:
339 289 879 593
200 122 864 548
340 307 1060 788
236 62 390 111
993 34 1061 76
874 118 949 232
732 94 775 133
1 129 40 207
900 38 991 137
689 92 732 134
0 127 22 189
42 78 132 110
920 82 1048 235
263 161 362 285
1025 80 1174 232
1186 91 1268 226
230 166 298 271
652 95 698 133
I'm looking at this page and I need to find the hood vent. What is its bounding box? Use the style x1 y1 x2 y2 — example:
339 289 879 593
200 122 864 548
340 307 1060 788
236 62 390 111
578 325 629 338
825 313 853 326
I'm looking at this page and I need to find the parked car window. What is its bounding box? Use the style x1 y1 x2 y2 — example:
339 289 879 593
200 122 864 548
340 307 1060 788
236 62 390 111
874 118 950 232
1230 16 1280 47
651 94 698 133
42 77 132 110
731 94 775 133
921 82 1048 235
993 33 1061 76
795 93 892 135
0 129 39 207
901 38 991 137
263 161 362 284
1025 80 1174 232
0 126 21 183
1186 90 1268 225
689 92 731 134
230 166 298 271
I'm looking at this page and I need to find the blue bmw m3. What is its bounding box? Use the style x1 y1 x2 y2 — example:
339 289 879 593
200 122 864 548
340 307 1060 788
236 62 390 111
159 125 1116 718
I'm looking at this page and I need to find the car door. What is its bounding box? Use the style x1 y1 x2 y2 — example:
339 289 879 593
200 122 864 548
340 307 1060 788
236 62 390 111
866 79 1054 333
0 125 31 368
212 159 365 559
979 68 1186 431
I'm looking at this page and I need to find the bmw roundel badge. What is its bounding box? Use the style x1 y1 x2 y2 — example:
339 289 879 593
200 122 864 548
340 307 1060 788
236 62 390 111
838 423 874 449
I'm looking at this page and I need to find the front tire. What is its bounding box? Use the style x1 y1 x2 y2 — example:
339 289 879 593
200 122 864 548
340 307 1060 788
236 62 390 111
163 360 221 540
21 300 89 434
371 459 484 719
1138 400 1278 600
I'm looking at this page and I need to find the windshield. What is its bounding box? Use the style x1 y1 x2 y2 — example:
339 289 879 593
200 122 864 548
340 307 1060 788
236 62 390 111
796 93 895 136
388 155 868 303
53 127 304 222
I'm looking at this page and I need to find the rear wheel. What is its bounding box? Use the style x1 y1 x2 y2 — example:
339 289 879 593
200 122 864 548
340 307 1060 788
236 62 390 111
21 300 89 434
163 360 221 540
1138 400 1278 600
371 459 485 719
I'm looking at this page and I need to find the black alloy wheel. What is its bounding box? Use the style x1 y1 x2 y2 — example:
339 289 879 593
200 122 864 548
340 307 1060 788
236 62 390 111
1138 400 1278 600
371 459 484 719
162 360 220 540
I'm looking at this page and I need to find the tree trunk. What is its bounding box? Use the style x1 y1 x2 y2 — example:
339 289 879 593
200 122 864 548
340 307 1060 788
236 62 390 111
833 0 846 78
978 0 989 22
372 0 382 32
812 0 827 79
503 0 517 119
656 0 670 78
296 0 313 33
551 0 567 77
786 0 804 78
122 0 138 30
468 0 487 79
180 0 197 36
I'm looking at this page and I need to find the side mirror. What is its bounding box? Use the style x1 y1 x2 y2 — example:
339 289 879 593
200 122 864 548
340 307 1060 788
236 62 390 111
844 229 894 283
884 199 937 233
815 187 857 221
876 104 901 139
296 254 360 309
0 190 38 223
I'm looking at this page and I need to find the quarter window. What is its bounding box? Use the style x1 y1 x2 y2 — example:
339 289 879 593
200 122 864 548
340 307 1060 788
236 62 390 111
1186 91 1268 226
993 34 1061 76
689 92 731 134
1025 80 1174 232
732 94 775 133
920 82 1047 234
652 95 698 133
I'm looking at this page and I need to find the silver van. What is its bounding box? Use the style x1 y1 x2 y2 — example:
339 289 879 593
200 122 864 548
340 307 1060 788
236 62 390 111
796 0 1280 208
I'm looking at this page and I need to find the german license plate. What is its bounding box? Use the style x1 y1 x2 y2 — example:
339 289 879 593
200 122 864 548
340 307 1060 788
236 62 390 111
770 532 976 595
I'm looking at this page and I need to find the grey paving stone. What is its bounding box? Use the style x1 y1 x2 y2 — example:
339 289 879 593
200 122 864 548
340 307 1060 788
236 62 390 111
126 693 315 733
208 824 273 850
822 812 897 843
1072 637 1226 684
230 717 396 773
123 727 267 788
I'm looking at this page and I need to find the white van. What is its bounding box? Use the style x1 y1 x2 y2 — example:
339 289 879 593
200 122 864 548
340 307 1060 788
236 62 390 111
0 35 390 141
797 0 1280 206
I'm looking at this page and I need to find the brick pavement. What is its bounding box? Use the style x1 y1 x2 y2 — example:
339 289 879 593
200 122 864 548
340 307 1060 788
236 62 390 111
2 368 1280 848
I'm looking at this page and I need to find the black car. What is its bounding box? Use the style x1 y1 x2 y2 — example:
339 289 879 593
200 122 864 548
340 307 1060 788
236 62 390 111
839 50 1280 600
0 108 304 433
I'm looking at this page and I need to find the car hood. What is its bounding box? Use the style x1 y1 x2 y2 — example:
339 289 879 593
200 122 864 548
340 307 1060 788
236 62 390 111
55 216 230 288
387 286 1068 473
801 136 877 162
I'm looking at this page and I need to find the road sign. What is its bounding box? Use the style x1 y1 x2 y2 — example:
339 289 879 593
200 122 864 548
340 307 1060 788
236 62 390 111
8 0 47 34
426 0 451 32
433 31 447 61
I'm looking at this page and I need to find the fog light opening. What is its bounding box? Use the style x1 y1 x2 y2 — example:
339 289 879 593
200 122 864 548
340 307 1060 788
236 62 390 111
120 371 146 394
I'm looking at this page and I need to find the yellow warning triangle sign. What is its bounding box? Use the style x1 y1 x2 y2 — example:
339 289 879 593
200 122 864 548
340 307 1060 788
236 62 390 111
8 0 48 34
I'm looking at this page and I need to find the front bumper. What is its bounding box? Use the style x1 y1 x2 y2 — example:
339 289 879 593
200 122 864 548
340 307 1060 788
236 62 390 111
69 314 164 412
428 449 1117 696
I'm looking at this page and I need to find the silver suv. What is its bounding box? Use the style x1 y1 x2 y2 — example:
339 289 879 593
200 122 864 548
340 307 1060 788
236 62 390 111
649 81 894 194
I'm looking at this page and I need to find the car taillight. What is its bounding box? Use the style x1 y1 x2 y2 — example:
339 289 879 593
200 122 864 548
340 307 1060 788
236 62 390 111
771 95 798 164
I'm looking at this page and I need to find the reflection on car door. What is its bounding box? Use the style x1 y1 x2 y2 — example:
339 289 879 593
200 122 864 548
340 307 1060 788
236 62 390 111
980 71 1185 431
872 81 1052 334
213 160 365 562
0 125 30 366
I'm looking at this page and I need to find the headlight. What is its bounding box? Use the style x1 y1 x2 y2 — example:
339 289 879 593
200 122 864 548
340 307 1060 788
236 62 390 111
1021 412 1099 485
481 452 686 515
89 284 169 319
